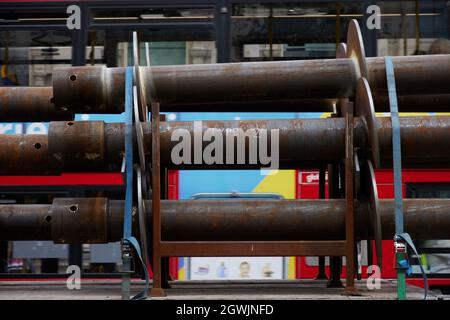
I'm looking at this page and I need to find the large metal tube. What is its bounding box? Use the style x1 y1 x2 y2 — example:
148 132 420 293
0 204 52 240
367 55 450 99
51 60 356 111
159 99 337 113
0 134 50 173
3 87 450 120
51 55 450 113
1 198 450 243
161 94 450 113
377 116 450 167
374 94 450 112
1 55 448 120
0 87 72 122
159 198 450 241
1 116 450 174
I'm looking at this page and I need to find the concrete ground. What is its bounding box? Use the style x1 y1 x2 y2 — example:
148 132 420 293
0 279 439 300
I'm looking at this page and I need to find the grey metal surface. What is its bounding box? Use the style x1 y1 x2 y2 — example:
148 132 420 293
90 243 122 264
13 241 68 259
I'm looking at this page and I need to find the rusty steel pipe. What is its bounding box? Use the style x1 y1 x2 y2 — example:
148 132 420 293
0 87 72 122
1 198 450 243
367 55 450 102
160 94 450 113
374 94 450 112
2 87 450 120
51 55 450 113
52 60 356 112
0 204 52 240
2 56 449 120
1 116 450 174
156 99 337 113
0 134 50 173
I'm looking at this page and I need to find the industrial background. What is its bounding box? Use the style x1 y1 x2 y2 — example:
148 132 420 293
0 0 450 300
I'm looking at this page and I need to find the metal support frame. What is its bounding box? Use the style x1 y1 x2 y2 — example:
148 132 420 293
344 100 357 293
160 167 172 288
327 163 344 289
123 21 370 295
315 167 328 280
148 109 358 295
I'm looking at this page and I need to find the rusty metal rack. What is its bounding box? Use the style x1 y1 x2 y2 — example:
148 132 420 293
1 20 450 298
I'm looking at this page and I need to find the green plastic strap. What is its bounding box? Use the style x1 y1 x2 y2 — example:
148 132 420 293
396 233 428 300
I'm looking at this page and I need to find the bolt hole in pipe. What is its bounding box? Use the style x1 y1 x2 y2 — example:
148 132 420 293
34 143 41 149
69 205 78 213
66 121 74 126
45 215 51 222
69 74 77 81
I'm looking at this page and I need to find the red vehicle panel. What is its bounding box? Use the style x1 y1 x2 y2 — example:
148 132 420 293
295 169 450 289
0 170 180 280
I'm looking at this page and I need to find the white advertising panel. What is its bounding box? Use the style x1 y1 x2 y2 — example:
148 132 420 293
189 257 284 280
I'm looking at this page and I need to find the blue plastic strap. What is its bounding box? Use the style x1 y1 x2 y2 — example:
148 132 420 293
123 67 133 239
123 67 149 300
385 56 403 235
386 57 428 299
124 236 150 300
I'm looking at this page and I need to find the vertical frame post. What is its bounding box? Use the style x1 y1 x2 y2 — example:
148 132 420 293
316 167 328 280
344 101 356 292
215 0 231 63
327 162 344 288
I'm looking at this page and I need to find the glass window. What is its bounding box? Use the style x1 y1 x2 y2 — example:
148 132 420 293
231 2 362 62
0 29 72 86
376 1 450 56
91 7 214 25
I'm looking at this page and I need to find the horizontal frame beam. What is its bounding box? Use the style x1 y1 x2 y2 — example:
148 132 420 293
160 241 348 257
